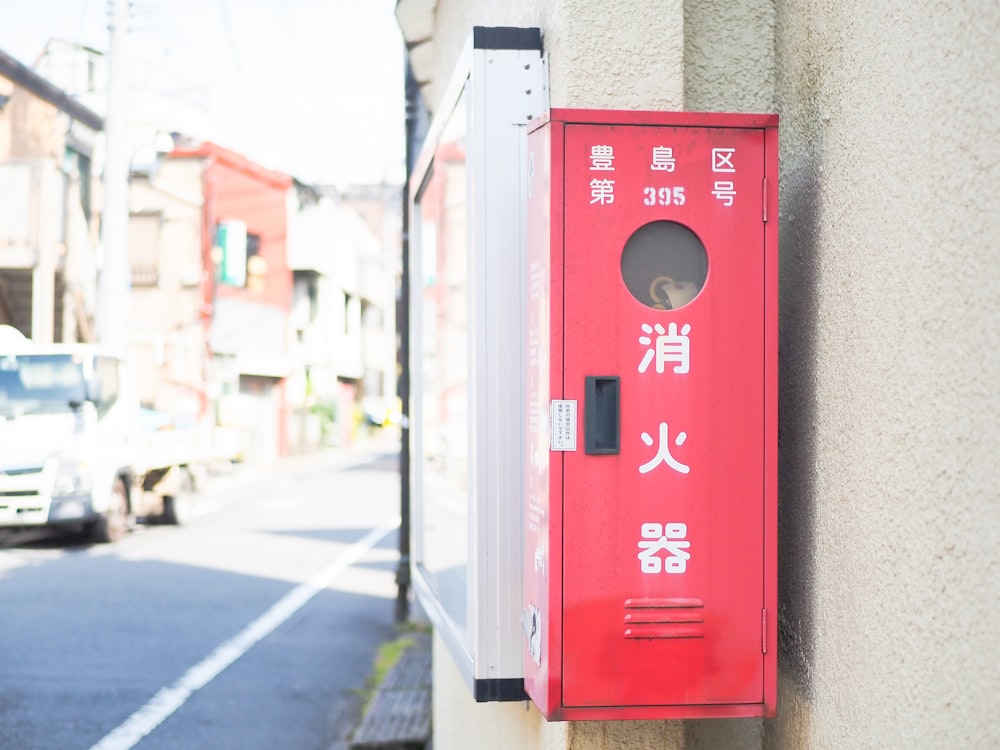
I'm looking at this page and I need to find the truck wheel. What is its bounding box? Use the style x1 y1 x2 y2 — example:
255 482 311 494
162 469 195 526
90 477 129 543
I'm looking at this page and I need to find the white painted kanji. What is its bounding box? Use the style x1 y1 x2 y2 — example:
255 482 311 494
638 322 691 374
712 180 736 206
650 146 676 172
639 421 689 474
637 522 691 574
712 147 736 172
589 178 615 205
589 144 616 171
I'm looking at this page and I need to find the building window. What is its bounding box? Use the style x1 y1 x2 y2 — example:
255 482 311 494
78 153 92 220
361 300 383 330
246 232 261 267
245 233 265 290
217 222 264 289
128 213 162 287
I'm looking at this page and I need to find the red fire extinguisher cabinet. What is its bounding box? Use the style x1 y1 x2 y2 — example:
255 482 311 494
522 109 778 720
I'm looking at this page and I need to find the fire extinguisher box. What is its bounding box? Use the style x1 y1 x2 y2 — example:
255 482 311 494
522 109 778 720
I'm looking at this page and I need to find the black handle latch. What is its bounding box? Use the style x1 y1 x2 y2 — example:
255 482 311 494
584 376 620 455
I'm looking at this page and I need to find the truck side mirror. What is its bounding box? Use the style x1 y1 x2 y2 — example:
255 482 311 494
85 376 103 408
71 399 99 432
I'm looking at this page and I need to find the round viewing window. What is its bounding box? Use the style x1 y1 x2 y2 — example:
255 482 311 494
620 221 708 310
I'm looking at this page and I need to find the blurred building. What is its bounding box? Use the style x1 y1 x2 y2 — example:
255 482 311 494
126 138 400 461
0 48 103 343
3 39 402 462
288 182 400 451
128 138 292 461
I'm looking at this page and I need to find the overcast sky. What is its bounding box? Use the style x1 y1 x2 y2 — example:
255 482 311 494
1 0 407 186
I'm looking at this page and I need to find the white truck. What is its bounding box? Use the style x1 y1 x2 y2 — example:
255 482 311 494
0 325 233 542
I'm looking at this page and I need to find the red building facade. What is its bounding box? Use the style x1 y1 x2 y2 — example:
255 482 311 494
173 141 294 459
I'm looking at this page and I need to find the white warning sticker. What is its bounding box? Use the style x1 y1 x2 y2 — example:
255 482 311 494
550 400 577 452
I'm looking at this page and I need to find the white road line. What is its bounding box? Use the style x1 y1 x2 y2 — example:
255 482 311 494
88 519 400 750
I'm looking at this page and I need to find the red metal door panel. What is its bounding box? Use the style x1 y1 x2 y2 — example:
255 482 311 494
560 123 766 708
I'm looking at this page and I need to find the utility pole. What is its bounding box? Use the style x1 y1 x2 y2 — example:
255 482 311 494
97 0 130 348
395 60 416 625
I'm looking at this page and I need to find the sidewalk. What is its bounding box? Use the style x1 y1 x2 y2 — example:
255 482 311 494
347 629 433 750
202 428 404 495
203 429 432 750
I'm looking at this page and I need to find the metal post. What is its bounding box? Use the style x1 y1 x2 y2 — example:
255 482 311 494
394 59 420 625
97 0 130 348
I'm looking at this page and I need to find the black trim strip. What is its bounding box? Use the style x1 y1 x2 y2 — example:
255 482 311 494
473 678 528 703
472 26 542 52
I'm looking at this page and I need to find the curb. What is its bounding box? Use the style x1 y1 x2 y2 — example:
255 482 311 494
349 631 432 750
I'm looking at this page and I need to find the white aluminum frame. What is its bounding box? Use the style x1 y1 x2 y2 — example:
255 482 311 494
409 27 548 700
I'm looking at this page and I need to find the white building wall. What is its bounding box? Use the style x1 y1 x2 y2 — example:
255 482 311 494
286 190 398 442
411 1 999 749
126 160 204 415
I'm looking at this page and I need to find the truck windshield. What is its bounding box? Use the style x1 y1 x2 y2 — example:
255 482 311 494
0 354 87 417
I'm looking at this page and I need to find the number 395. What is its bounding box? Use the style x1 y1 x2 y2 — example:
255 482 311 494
643 186 686 206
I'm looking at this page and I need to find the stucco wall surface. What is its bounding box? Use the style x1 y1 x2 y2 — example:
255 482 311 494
414 1 1000 748
542 0 684 110
431 632 569 750
771 1 1000 747
683 0 775 113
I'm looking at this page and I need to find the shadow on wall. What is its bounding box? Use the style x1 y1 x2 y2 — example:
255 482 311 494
775 147 822 702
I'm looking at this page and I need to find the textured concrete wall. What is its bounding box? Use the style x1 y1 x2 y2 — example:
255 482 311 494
430 632 568 750
770 1 1000 747
421 0 684 115
683 0 775 113
415 1 1000 748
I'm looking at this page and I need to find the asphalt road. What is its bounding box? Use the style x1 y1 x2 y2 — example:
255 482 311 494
0 435 404 750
